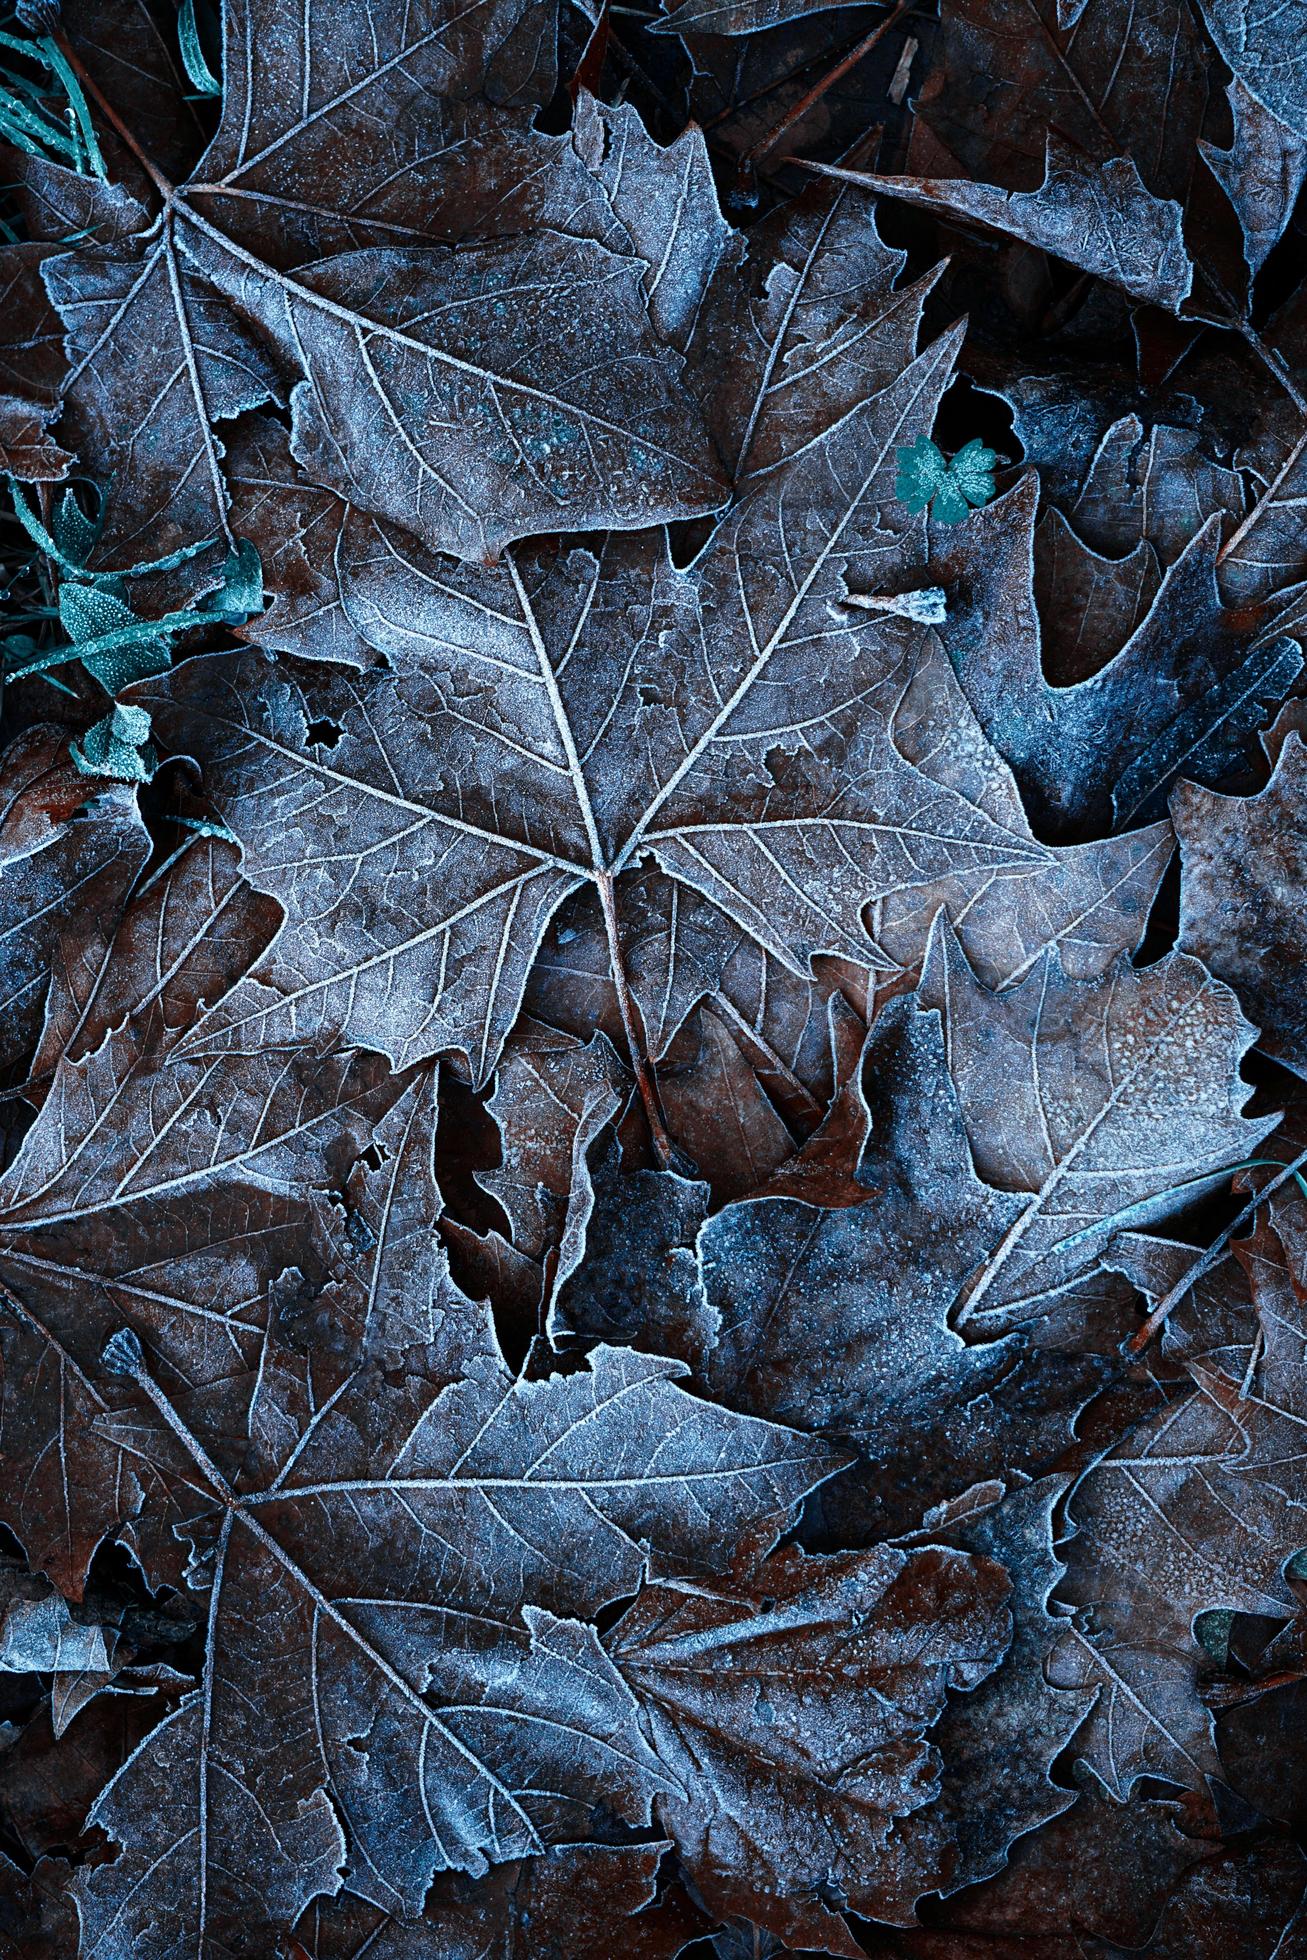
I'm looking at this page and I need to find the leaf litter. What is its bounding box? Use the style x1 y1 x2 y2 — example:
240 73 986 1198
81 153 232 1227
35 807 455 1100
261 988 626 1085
0 0 1305 1954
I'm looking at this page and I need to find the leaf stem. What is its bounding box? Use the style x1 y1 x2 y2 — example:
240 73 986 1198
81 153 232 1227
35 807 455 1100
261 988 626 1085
50 27 174 199
101 1326 235 1499
595 869 683 1172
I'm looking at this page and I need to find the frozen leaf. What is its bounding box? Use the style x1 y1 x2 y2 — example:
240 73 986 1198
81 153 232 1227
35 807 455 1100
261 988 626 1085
817 143 1194 311
42 231 283 568
72 1338 843 1951
553 1140 716 1366
572 93 741 351
609 1540 1011 1948
686 176 927 488
1201 80 1307 280
0 830 401 1594
39 9 726 568
141 326 1075 1101
918 925 1275 1319
1195 0 1307 141
1053 1203 1307 1798
899 1480 1096 1903
901 0 1209 280
695 992 1142 1536
0 724 148 1084
1174 736 1307 1078
945 481 1303 834
69 702 156 783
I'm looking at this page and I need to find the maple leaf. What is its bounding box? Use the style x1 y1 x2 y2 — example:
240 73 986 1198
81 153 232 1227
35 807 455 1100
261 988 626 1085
662 938 1269 1539
0 827 854 1949
896 1479 1098 1908
1200 79 1307 282
66 1327 846 1950
886 0 1211 308
1052 1199 1307 1800
474 1026 626 1311
31 3 726 570
0 827 390 1594
941 477 1304 835
918 926 1275 1317
684 174 939 490
138 341 1182 1149
607 1540 1011 1951
4 0 1307 1944
816 143 1195 312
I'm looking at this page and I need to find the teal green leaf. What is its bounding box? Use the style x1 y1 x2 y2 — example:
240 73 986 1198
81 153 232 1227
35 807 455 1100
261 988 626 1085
950 437 999 507
895 435 998 526
71 703 157 783
52 489 98 567
58 583 171 691
204 539 263 622
178 0 221 98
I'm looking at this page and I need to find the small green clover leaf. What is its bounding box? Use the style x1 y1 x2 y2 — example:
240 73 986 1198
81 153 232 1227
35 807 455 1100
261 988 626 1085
895 436 998 526
71 703 157 784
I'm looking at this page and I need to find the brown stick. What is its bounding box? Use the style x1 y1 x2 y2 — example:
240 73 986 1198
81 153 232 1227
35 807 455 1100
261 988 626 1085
1129 1144 1307 1353
742 0 913 170
52 29 174 200
1218 426 1307 568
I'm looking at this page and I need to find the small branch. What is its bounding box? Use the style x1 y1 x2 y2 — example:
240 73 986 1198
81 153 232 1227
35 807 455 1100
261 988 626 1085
1218 427 1307 568
1191 267 1307 418
1129 1144 1307 1353
741 0 913 174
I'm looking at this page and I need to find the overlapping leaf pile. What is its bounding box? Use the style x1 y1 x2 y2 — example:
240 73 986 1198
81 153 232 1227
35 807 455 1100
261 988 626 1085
0 0 1304 1954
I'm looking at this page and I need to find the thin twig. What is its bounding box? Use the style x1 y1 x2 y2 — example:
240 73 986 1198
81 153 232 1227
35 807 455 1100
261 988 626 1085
1218 426 1307 568
1129 1143 1307 1353
742 0 913 170
51 28 174 199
